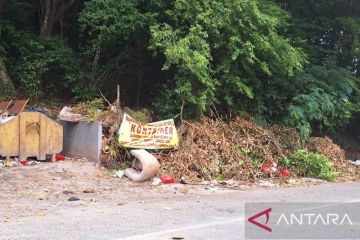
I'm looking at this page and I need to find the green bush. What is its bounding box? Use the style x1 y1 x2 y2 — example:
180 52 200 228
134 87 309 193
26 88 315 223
280 150 337 181
285 60 358 137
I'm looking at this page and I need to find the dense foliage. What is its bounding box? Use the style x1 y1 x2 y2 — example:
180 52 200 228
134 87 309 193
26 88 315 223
0 0 360 135
280 150 338 181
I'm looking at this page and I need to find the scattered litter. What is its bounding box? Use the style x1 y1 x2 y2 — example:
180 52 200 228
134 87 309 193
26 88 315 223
28 161 38 166
151 177 162 186
28 106 51 117
4 160 17 167
55 155 65 162
68 197 80 202
172 237 184 240
83 189 96 193
63 190 75 195
163 207 172 210
261 162 277 174
280 169 290 177
161 175 176 184
58 106 86 122
206 187 219 192
124 149 160 182
349 160 360 166
20 160 28 166
56 168 66 173
114 170 125 178
179 177 187 184
35 211 46 217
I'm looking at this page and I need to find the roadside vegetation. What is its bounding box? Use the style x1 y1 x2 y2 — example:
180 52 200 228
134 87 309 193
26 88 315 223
280 150 337 181
1 0 360 182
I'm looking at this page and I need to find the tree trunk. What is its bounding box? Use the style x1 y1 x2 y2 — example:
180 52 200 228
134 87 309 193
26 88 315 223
0 58 11 85
136 63 142 107
0 57 14 90
136 46 143 107
60 17 64 40
39 0 51 37
93 43 101 66
39 0 74 37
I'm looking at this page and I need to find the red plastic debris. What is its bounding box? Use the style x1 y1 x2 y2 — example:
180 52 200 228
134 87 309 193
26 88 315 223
261 162 277 173
20 160 28 166
280 169 290 177
55 155 65 162
161 175 176 184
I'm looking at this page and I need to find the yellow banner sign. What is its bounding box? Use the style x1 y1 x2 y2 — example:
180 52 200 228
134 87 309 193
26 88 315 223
118 113 179 149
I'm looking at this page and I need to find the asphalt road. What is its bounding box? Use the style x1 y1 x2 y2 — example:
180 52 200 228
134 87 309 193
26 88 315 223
1 182 360 240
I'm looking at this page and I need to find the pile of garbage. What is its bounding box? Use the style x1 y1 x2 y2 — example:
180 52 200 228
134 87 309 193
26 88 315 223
157 118 301 182
48 96 360 183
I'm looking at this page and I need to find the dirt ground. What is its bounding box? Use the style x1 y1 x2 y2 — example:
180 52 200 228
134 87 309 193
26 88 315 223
0 158 339 224
0 159 243 222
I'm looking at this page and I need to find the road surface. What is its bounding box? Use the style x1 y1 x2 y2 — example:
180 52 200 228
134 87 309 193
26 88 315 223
1 181 359 240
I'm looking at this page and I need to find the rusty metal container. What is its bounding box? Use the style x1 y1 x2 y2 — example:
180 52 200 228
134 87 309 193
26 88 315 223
0 112 63 160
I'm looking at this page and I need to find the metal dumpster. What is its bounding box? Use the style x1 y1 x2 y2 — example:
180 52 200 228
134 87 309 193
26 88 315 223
0 112 63 161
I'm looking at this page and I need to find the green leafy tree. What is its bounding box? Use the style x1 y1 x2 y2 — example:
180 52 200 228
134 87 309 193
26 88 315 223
0 0 78 98
286 59 358 136
150 0 306 117
0 0 359 138
2 27 76 97
78 0 158 102
277 0 360 74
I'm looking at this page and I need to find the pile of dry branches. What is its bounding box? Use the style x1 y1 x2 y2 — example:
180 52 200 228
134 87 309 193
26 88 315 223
157 117 301 182
307 137 360 181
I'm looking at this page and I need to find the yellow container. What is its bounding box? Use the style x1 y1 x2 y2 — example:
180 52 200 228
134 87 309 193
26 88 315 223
0 112 63 161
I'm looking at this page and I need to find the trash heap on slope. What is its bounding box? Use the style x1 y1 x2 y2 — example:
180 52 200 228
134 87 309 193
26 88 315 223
157 117 301 182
